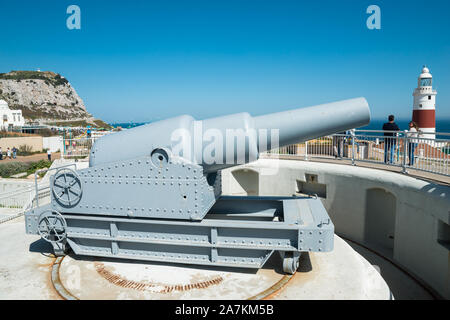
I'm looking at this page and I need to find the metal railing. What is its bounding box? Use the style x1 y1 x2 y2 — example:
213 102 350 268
267 130 450 177
60 130 450 177
62 138 96 159
30 163 78 209
0 186 35 210
61 132 112 158
0 163 78 224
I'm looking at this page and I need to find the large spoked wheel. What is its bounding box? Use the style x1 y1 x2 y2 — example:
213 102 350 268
52 168 82 207
282 252 300 274
38 210 67 243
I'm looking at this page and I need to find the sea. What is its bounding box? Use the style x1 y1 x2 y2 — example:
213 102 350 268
361 119 450 133
110 119 450 135
110 122 148 129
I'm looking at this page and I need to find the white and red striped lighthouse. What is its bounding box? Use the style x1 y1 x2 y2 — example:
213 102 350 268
412 66 437 140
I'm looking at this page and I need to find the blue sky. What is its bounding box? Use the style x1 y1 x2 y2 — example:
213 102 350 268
0 0 449 123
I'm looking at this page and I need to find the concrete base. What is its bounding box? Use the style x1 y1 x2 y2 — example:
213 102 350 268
0 217 391 300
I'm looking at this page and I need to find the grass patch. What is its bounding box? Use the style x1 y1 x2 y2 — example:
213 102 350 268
9 105 89 120
92 119 112 130
48 119 111 129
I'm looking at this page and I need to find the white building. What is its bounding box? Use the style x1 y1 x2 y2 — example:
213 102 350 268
0 99 25 131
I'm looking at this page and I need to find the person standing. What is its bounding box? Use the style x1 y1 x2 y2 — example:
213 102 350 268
0 147 3 160
47 149 52 161
12 146 17 159
6 148 11 160
382 115 400 164
333 131 346 159
406 121 420 166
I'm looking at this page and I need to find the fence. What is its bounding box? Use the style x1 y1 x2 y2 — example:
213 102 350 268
61 131 112 159
0 163 77 224
268 130 450 176
60 131 450 177
62 138 96 159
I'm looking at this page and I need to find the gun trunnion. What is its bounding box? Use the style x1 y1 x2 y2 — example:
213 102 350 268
25 98 370 274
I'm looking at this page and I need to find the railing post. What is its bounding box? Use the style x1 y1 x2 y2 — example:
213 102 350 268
63 130 66 157
402 130 408 174
34 172 39 207
305 141 309 161
351 129 356 166
59 136 64 160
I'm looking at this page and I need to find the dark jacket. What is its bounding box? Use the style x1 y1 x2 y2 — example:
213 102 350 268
382 122 400 137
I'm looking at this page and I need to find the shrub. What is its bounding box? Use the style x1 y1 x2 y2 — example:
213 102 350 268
18 144 33 156
26 160 52 176
0 162 31 178
0 71 68 87
37 128 58 137
0 160 52 178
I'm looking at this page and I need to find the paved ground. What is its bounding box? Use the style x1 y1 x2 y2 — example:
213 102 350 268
343 238 435 300
0 217 391 300
0 208 21 221
0 152 61 163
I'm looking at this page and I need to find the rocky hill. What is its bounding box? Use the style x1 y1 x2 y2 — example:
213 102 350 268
0 71 109 128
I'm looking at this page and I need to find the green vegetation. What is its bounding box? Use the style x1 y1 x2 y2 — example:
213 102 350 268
0 160 52 178
26 160 52 176
16 145 49 157
36 128 59 137
53 120 89 126
0 71 68 87
70 155 88 160
0 162 29 178
92 119 113 129
48 120 92 127
0 131 38 138
8 104 89 120
48 119 111 129
18 145 32 156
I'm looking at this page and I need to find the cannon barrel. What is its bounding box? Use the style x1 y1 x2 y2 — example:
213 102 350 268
254 97 370 147
89 97 370 171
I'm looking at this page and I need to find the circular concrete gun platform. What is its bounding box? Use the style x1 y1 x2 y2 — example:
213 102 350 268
0 215 409 300
52 235 391 300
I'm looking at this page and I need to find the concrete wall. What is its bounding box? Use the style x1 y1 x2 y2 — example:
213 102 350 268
221 159 450 299
0 136 43 152
0 180 34 194
43 136 62 153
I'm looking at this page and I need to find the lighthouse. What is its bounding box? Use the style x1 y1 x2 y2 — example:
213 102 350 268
412 66 437 140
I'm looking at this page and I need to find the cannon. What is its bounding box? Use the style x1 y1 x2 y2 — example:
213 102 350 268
25 98 370 274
